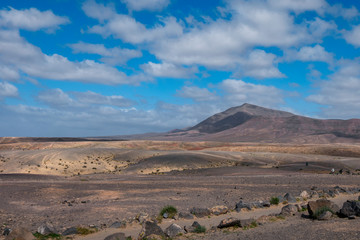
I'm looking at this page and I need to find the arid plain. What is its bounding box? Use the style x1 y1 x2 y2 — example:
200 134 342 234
1 138 360 239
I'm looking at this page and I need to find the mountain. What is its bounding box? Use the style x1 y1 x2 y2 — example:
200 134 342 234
127 103 360 143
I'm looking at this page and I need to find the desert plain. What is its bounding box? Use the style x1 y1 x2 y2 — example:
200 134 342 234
0 138 360 239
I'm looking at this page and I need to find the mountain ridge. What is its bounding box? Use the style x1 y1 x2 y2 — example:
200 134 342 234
130 103 360 143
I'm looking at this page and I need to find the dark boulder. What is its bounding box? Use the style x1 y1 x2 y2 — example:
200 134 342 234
190 207 210 218
339 200 360 217
138 221 167 240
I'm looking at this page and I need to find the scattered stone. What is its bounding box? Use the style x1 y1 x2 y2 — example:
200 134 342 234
339 200 360 217
348 215 356 220
5 228 33 240
300 191 309 199
185 221 201 233
235 200 252 212
284 193 297 203
2 228 11 236
310 191 319 199
217 218 241 228
280 204 298 216
318 211 333 220
136 212 149 223
37 222 58 235
210 205 228 216
110 221 126 229
262 201 271 208
138 221 167 240
104 232 126 240
277 195 284 203
217 218 253 228
165 223 185 238
62 227 78 236
162 212 169 219
190 207 211 218
307 199 340 218
178 212 194 219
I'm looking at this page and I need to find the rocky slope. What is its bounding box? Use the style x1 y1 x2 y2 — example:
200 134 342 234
135 103 360 143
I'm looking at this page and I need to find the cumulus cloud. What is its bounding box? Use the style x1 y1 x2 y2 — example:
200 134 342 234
237 50 285 79
0 29 142 85
176 86 218 102
88 14 183 44
37 88 136 109
69 42 142 65
0 65 20 81
307 59 360 118
285 45 334 63
220 79 284 108
121 0 170 12
0 81 18 99
0 7 69 31
141 62 197 78
267 0 327 13
344 25 360 48
82 0 115 22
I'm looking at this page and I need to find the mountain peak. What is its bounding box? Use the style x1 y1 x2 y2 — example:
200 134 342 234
190 103 294 134
229 103 294 118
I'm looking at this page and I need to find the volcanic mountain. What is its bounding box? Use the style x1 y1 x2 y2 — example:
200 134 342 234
129 103 360 143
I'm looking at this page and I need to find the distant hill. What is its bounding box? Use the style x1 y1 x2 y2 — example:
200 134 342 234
123 103 360 143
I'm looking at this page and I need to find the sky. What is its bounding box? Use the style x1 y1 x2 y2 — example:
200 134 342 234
1 0 360 137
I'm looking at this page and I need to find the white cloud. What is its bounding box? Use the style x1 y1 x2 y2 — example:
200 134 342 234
37 89 136 110
141 62 197 78
69 42 142 65
0 29 141 85
326 4 359 19
121 0 170 12
89 14 183 44
150 0 316 69
344 25 360 48
73 91 135 107
307 59 360 118
177 86 218 102
0 81 18 98
82 0 115 22
37 89 75 108
285 45 333 63
0 65 20 81
237 50 285 79
267 0 326 13
220 79 284 108
0 7 69 31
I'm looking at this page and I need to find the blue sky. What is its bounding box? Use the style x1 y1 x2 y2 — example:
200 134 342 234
1 0 360 137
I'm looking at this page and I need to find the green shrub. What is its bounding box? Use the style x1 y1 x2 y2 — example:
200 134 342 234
160 205 177 219
193 225 206 233
313 206 334 219
270 197 279 205
33 232 62 240
76 227 96 235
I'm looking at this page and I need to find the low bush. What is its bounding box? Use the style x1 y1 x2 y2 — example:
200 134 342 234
270 197 279 205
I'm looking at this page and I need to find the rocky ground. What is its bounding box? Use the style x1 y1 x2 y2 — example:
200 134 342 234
0 140 359 239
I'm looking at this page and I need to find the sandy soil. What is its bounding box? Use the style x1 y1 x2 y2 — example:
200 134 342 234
0 140 359 239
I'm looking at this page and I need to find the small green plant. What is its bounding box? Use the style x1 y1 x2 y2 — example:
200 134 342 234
313 206 334 219
270 197 279 205
33 232 62 240
160 205 177 219
76 227 96 235
193 225 206 233
126 237 132 240
250 221 258 228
